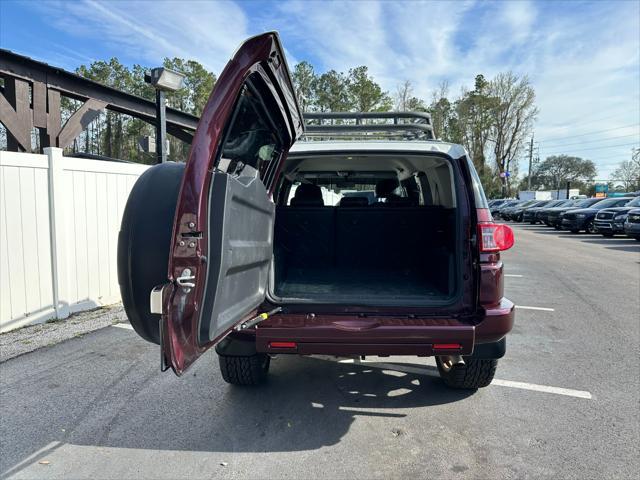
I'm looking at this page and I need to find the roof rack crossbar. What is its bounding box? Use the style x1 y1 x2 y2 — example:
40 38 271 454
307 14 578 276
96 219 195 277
302 111 435 140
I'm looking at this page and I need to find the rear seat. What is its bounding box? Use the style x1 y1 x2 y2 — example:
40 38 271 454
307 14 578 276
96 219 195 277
275 202 452 269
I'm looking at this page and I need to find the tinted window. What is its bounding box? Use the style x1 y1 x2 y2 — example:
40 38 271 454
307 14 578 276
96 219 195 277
626 197 640 207
465 157 489 208
592 198 631 209
576 198 603 208
217 78 284 180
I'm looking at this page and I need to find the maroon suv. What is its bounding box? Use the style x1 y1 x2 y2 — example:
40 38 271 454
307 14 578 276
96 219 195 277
118 32 515 390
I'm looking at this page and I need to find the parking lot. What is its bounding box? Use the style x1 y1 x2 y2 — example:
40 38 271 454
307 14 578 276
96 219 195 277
1 224 638 480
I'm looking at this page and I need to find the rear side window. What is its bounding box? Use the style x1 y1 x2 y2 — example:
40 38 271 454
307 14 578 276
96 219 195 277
217 76 284 183
464 157 489 208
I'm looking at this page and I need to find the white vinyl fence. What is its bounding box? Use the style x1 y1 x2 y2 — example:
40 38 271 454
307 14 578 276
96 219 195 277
0 148 149 332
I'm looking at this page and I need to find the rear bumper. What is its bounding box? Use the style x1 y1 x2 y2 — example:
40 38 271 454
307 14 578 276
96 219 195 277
251 299 514 357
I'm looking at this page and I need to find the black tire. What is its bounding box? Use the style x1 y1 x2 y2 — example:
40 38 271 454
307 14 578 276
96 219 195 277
554 225 561 230
602 233 614 238
117 162 185 344
218 354 270 385
570 229 580 233
436 357 498 389
635 236 640 242
585 221 596 234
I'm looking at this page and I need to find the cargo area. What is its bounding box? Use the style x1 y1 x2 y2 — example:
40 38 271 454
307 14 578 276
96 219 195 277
269 153 464 306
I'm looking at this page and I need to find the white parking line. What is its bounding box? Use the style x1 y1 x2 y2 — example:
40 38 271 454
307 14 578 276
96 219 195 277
112 323 134 330
491 379 592 399
505 274 523 278
516 305 555 312
334 359 591 399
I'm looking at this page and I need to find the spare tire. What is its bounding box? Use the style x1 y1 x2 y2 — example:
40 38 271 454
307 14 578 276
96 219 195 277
117 162 185 344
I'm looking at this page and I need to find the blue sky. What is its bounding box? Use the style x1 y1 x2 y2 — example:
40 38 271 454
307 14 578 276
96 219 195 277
1 0 638 179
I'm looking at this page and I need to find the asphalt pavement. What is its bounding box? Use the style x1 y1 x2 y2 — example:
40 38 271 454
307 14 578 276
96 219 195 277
1 224 638 479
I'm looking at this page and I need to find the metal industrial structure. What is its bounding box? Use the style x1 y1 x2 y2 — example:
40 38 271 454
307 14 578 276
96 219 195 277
0 49 198 157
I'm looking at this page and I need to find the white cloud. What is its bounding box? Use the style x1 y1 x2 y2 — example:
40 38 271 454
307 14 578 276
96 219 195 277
31 0 250 72
27 0 639 179
257 0 639 179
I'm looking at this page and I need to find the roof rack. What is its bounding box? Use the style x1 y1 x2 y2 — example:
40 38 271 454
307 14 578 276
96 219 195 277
302 112 435 141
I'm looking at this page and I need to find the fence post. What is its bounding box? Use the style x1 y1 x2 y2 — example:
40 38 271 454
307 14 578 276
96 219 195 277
45 147 70 319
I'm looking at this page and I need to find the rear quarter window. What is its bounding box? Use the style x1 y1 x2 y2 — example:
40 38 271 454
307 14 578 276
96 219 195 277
464 157 489 208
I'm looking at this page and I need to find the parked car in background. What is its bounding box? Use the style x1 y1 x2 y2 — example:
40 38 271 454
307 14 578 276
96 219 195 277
523 199 565 224
623 208 640 240
561 197 634 233
506 200 547 222
548 198 604 230
536 199 576 225
594 196 640 237
488 199 509 210
491 200 521 219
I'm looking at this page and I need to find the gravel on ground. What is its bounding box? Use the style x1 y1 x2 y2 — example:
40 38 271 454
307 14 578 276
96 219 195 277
0 305 127 363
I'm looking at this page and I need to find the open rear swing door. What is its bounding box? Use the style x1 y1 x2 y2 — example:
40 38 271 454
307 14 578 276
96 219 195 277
159 32 303 375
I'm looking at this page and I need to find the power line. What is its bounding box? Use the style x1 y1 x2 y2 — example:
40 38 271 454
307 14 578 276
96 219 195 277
540 141 639 154
540 133 640 148
537 123 639 143
541 109 640 134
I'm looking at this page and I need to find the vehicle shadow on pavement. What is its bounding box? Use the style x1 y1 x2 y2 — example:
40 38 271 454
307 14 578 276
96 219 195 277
96 355 473 454
0 332 475 476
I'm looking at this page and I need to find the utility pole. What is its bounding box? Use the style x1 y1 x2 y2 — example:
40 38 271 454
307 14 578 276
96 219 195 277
527 135 534 190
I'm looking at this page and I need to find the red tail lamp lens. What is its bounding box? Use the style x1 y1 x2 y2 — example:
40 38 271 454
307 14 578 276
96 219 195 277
269 341 297 349
433 343 462 350
478 223 515 252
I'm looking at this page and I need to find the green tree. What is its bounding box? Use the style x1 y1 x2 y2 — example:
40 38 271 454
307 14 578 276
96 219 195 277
346 66 392 112
455 74 497 175
487 72 538 196
394 80 427 112
611 155 640 191
531 155 597 190
292 61 316 112
162 58 216 161
314 70 352 112
162 57 216 115
73 56 215 163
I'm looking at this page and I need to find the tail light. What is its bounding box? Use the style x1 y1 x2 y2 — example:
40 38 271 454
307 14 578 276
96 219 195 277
269 341 297 349
478 223 515 252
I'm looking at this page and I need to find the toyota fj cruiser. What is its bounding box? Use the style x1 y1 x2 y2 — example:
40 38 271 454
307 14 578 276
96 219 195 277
117 32 515 390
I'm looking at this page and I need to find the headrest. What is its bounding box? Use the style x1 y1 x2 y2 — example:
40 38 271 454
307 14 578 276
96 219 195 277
339 196 369 207
291 183 324 206
375 179 400 198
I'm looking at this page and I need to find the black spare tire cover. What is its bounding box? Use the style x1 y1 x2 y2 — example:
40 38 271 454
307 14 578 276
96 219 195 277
117 162 185 344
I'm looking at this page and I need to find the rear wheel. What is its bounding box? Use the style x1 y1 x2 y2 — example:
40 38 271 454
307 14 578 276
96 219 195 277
218 353 270 385
436 356 498 389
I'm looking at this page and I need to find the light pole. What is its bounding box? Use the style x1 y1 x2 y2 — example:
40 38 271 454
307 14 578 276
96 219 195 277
144 67 185 163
